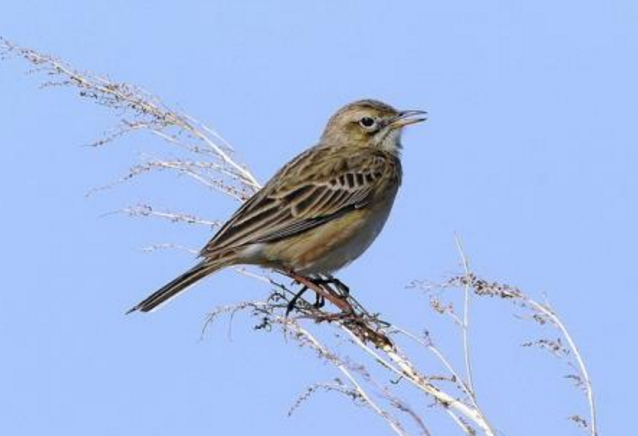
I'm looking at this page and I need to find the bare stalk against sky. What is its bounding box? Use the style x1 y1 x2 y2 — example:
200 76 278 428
0 37 597 436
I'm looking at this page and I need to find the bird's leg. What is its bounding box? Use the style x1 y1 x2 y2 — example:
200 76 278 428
286 285 309 317
284 270 354 315
315 274 349 297
320 275 375 318
304 276 329 308
311 275 355 312
314 293 325 309
307 275 352 309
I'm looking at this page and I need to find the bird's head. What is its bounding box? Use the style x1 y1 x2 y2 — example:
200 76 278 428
320 99 427 155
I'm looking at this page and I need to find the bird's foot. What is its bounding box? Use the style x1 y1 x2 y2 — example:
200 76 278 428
310 275 350 297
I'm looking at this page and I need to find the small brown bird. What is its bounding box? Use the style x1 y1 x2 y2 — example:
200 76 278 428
127 99 426 313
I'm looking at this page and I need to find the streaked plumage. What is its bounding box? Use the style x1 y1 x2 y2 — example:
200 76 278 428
128 99 426 313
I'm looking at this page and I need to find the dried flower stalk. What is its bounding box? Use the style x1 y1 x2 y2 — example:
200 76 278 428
1 37 597 436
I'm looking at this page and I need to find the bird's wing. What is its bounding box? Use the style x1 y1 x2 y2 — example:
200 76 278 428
200 146 400 255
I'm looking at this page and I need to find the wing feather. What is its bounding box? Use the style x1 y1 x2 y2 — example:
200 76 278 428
200 146 400 255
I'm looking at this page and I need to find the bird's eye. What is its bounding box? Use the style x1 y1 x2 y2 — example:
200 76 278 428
359 116 377 129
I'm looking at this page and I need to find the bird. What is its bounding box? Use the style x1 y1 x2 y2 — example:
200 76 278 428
127 99 426 313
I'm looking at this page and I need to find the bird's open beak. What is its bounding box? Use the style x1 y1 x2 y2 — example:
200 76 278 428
390 110 428 128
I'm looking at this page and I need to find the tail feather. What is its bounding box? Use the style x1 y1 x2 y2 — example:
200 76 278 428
127 261 224 314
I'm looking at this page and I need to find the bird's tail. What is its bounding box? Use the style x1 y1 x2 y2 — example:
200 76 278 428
126 258 230 314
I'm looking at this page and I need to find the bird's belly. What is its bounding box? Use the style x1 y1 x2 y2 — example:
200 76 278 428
263 198 395 276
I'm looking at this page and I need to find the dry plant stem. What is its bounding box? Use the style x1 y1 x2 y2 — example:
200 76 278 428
3 38 597 436
141 158 247 200
203 302 410 436
286 272 352 313
283 272 394 349
427 272 598 435
141 243 199 255
274 273 494 434
343 329 496 436
454 235 476 398
0 37 259 203
395 328 488 435
293 323 410 436
454 237 496 435
374 385 431 436
270 277 494 434
467 275 596 436
392 326 476 404
527 299 597 436
121 204 222 228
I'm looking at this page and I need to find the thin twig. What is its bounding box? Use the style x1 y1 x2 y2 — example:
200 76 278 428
454 234 476 398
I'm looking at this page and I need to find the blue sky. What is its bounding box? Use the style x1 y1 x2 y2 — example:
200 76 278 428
1 1 636 435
